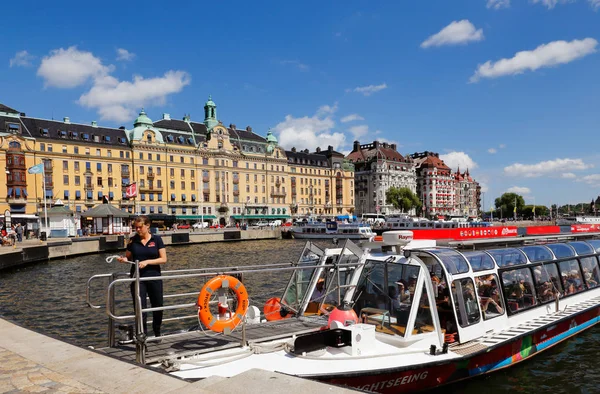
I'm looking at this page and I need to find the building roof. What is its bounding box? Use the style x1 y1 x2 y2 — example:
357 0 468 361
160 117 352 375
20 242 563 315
346 141 407 163
285 148 330 167
82 204 131 218
0 104 19 114
1 116 129 146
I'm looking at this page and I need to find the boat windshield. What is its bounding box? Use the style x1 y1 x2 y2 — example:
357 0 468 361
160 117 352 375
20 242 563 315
568 242 594 255
280 242 325 312
425 249 470 274
353 258 431 337
462 251 495 272
546 244 575 259
519 246 553 262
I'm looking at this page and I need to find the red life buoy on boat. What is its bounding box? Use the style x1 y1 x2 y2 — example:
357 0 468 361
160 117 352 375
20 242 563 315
263 297 293 321
197 275 249 333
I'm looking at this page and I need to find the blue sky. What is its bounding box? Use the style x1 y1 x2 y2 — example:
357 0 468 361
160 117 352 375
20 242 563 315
2 0 600 208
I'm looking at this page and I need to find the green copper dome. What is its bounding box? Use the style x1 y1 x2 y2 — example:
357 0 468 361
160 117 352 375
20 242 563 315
266 128 278 144
133 108 153 127
205 95 216 108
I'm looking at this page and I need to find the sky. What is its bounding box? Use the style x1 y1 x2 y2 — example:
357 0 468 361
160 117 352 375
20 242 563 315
1 0 600 208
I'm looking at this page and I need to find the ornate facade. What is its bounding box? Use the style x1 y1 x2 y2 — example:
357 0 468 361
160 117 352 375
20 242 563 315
346 140 417 216
0 98 356 225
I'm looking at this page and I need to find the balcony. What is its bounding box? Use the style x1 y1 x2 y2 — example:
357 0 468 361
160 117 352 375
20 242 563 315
84 184 94 192
233 190 240 196
119 199 135 206
271 191 287 198
147 172 155 179
121 170 130 177
275 180 281 187
6 197 27 205
233 178 239 184
203 176 210 182
168 201 194 207
139 185 163 193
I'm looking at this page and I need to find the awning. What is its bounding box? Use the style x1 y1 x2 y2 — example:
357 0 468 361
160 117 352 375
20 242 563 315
176 215 217 220
230 215 291 219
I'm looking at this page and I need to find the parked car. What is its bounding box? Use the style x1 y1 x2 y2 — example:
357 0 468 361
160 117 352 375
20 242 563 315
178 224 191 229
209 224 223 229
255 221 269 227
192 222 209 229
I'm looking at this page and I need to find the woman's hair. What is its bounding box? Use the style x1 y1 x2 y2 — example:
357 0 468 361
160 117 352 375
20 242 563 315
133 215 151 227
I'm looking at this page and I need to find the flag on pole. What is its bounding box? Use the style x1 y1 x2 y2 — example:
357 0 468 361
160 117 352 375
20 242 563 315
125 183 138 199
513 205 517 213
28 163 44 174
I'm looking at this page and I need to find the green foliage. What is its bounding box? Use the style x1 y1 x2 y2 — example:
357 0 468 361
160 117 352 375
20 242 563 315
494 193 525 216
521 205 549 219
386 187 421 214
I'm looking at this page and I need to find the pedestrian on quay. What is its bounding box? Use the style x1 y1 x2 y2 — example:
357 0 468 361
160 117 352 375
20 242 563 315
15 224 23 242
117 215 167 338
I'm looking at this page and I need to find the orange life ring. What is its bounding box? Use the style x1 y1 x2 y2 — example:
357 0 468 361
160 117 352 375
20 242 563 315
263 297 293 321
197 275 249 333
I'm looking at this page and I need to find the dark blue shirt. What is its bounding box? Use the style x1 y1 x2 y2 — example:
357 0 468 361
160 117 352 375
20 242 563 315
127 234 165 277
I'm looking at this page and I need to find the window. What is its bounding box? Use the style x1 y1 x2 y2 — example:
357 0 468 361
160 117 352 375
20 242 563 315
48 144 53 152
140 166 144 175
85 148 90 155
97 163 102 172
558 260 584 296
139 152 143 159
108 164 112 173
96 149 101 156
580 256 600 289
170 168 174 176
107 150 112 158
63 175 69 185
97 177 103 186
74 147 79 154
180 169 185 177
451 278 481 327
532 263 562 303
181 181 185 189
63 161 68 170
475 274 504 320
157 154 161 161
203 158 209 165
157 167 161 175
62 145 67 153
180 156 184 163
501 267 537 314
75 176 80 185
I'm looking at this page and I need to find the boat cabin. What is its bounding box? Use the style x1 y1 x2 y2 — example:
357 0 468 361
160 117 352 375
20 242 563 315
289 234 600 350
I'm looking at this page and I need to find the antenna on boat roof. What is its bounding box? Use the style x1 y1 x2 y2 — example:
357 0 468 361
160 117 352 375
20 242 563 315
332 237 339 246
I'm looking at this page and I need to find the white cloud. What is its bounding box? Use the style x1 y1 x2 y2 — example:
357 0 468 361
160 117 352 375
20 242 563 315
36 46 191 122
531 0 574 9
590 0 600 10
507 186 531 195
346 83 387 96
116 48 135 62
280 60 309 72
504 158 593 177
499 144 506 148
487 0 510 9
479 182 489 193
316 103 338 116
421 20 484 49
561 172 577 178
273 106 346 151
37 46 112 88
488 148 497 154
579 174 600 186
439 151 478 171
79 71 191 123
470 38 598 82
341 114 364 123
348 125 370 140
9 50 35 67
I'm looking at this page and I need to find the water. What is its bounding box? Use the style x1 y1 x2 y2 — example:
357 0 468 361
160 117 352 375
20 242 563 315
0 239 598 393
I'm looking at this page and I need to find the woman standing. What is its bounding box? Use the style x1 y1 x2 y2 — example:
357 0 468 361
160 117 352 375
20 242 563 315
118 215 167 338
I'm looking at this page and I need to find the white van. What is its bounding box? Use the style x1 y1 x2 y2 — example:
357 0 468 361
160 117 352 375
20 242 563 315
268 220 282 227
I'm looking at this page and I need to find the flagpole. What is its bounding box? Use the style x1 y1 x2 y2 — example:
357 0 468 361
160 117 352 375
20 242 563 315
42 164 48 231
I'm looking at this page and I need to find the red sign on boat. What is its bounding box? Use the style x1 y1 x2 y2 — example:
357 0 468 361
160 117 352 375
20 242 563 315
410 226 519 241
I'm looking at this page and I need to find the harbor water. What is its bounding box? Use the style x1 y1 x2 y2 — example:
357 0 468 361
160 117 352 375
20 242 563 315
0 239 598 393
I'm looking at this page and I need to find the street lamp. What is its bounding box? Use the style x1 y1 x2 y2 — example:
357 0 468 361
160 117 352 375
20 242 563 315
243 196 250 228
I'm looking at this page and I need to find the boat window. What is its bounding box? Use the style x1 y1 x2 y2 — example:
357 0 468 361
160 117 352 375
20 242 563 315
532 263 562 303
475 274 504 320
568 242 594 255
451 278 481 327
501 267 537 314
487 248 527 267
426 249 469 274
585 240 600 253
414 283 434 334
558 260 585 296
519 246 553 262
546 243 575 259
462 251 495 272
281 243 323 312
580 257 600 289
355 260 420 337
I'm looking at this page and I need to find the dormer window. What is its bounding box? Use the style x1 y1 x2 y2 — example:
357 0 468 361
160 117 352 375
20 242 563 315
187 137 193 144
118 137 126 144
177 136 184 143
146 134 152 142
59 130 67 138
7 123 20 133
104 135 111 142
93 135 100 142
167 135 174 142
70 131 78 139
82 133 90 141
40 128 49 136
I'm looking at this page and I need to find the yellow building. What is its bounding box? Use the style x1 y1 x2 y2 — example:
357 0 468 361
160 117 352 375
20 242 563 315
0 98 356 227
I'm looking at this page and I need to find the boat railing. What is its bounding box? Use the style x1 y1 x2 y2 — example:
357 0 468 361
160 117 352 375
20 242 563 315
86 256 364 364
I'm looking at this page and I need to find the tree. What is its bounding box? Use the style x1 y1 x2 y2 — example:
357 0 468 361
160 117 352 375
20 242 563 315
521 205 549 219
494 193 525 218
386 187 421 214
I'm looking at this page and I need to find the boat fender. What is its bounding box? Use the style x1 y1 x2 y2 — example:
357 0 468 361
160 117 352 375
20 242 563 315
245 305 261 324
197 275 249 333
263 297 293 321
327 305 359 328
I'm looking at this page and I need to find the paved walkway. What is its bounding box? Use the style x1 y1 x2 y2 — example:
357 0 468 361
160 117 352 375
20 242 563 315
0 319 355 393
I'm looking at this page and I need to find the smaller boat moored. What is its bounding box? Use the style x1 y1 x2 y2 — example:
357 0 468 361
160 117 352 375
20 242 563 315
291 220 374 240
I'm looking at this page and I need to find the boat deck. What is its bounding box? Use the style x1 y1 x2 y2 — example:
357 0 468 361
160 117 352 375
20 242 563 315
97 317 328 365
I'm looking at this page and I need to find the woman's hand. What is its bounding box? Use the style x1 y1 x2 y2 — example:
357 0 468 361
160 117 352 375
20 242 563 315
138 260 149 269
116 256 127 263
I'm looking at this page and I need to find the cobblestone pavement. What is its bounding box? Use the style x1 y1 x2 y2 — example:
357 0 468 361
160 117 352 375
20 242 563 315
0 347 103 393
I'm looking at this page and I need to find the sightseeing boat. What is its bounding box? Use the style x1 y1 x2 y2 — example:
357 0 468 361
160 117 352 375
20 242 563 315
88 231 600 393
290 220 374 240
377 215 492 234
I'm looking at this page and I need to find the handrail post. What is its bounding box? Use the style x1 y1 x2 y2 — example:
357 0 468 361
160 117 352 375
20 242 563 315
133 260 146 364
108 272 118 347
